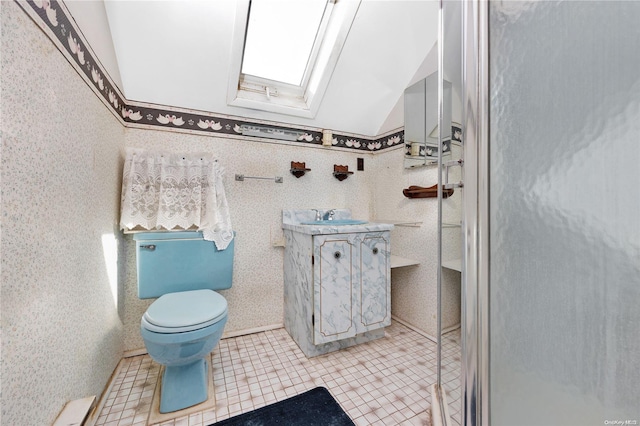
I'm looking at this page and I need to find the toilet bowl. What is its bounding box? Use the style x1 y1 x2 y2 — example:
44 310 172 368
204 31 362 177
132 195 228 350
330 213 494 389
141 289 228 413
134 232 235 414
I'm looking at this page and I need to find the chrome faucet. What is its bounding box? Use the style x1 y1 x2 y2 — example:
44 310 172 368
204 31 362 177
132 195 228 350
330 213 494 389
312 209 322 221
324 209 336 221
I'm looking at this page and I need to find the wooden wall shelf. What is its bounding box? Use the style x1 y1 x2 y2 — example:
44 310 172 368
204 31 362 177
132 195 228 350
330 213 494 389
290 161 311 178
402 184 454 199
333 164 353 181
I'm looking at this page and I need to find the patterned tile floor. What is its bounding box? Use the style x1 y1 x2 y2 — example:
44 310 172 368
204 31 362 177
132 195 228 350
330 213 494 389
94 321 461 426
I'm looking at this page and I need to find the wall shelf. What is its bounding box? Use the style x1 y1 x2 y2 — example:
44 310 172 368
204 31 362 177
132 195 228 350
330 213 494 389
333 164 353 181
374 219 423 228
290 161 311 178
391 255 420 269
402 184 454 199
442 258 462 272
442 222 461 228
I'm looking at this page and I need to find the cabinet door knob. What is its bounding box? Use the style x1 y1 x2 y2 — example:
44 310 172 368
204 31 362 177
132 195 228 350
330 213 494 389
140 244 156 251
334 251 341 259
372 247 379 255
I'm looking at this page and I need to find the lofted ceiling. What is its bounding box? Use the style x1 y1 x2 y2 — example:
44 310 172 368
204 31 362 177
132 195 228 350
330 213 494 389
65 0 440 137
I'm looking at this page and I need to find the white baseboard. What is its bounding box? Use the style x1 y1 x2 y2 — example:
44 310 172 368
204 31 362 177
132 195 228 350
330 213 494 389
123 323 285 358
53 396 96 426
222 323 284 339
391 315 460 343
85 359 127 426
123 347 148 358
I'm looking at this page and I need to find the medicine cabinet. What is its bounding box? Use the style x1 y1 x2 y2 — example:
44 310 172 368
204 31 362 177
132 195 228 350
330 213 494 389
403 72 452 169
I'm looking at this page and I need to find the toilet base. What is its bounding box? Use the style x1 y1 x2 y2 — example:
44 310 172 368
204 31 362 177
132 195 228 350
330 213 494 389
159 359 209 413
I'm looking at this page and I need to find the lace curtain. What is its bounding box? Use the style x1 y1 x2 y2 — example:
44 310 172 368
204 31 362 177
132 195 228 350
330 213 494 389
120 149 234 250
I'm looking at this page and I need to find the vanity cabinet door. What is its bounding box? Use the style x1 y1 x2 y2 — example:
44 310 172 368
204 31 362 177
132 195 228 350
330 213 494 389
358 232 391 332
313 234 357 345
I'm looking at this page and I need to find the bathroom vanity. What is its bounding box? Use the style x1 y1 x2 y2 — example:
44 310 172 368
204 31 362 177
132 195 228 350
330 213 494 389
282 209 394 357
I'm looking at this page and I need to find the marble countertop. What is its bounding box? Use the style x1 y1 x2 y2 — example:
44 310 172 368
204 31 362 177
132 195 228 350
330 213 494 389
282 209 394 235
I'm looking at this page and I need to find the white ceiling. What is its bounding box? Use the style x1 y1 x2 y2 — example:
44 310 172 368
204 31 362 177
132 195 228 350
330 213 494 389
65 0 440 137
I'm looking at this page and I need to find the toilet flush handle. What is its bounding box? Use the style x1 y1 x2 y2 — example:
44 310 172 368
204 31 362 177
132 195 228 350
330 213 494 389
140 244 156 251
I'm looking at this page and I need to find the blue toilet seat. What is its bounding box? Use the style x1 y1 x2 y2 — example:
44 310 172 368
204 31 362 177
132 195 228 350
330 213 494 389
142 289 228 333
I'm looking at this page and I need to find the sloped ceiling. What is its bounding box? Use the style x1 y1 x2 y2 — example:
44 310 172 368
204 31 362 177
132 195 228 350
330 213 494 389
65 0 439 137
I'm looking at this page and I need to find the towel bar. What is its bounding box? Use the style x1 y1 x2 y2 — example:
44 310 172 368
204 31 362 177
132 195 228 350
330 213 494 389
235 174 283 183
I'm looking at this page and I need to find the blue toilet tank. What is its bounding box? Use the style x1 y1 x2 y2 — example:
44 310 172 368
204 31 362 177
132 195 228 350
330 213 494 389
134 231 235 299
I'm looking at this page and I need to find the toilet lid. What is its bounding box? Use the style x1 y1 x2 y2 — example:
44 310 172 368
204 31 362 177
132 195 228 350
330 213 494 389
143 289 227 330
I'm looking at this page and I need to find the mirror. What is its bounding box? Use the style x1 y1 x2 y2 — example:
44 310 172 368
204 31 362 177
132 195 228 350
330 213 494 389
403 71 452 168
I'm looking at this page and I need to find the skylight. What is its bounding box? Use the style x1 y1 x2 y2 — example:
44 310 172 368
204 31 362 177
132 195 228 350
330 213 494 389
241 0 329 86
227 0 360 118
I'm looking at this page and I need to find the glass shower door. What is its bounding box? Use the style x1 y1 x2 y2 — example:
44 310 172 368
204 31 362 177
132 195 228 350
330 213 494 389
464 1 640 425
434 1 464 424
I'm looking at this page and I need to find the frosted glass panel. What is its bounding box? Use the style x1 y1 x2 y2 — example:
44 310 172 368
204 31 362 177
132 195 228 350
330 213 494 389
488 1 640 424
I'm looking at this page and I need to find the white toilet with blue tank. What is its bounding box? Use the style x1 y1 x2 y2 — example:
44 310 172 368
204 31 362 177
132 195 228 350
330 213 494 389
134 231 234 413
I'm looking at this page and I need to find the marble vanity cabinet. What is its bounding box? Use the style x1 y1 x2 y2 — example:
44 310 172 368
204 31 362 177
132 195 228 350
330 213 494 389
282 210 394 357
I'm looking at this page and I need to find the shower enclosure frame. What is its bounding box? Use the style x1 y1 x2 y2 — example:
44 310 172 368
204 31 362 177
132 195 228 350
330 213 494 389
461 1 489 425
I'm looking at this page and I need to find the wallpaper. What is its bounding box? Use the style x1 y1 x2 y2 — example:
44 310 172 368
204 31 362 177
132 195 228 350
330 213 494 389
1 2 125 424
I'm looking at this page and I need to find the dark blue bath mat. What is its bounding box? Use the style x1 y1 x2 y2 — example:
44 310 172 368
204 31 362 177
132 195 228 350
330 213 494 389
210 386 354 426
